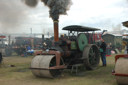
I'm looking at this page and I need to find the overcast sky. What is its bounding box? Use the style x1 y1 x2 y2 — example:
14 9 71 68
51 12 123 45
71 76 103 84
0 0 128 34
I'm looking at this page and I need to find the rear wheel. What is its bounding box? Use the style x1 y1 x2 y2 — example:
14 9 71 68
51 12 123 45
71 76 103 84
82 44 100 70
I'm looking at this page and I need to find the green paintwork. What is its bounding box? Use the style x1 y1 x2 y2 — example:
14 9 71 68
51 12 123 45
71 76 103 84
77 33 88 51
71 41 77 50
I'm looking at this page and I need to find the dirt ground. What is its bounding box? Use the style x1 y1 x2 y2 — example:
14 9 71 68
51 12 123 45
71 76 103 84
0 55 118 85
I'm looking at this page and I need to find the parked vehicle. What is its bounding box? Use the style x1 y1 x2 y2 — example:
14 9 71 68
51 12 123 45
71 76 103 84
31 25 101 78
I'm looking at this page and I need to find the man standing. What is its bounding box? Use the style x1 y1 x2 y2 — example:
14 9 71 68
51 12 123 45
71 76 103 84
100 39 107 66
0 52 2 64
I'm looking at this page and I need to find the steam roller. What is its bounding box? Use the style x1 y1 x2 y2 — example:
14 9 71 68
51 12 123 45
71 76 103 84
112 55 128 85
30 25 101 78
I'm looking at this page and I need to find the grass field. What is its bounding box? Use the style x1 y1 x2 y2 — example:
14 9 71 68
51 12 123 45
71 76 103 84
0 54 118 85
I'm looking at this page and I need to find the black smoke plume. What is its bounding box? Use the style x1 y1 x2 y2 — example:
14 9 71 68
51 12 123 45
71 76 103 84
41 0 72 21
22 0 38 7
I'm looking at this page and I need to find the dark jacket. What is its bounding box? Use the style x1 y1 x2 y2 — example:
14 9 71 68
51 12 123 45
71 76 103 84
100 42 107 53
0 53 2 63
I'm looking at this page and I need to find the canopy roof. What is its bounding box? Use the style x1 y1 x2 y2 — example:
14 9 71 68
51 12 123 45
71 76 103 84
122 21 128 27
62 25 100 32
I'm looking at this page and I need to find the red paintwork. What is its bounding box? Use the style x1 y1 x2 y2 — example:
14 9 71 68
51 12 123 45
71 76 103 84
113 73 128 77
34 50 67 69
93 33 102 41
115 54 128 63
0 36 6 38
34 50 42 55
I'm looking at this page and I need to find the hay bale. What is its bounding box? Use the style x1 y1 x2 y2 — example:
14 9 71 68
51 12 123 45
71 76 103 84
115 58 128 85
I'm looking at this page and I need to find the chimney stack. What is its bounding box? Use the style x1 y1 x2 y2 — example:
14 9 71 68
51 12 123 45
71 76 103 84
54 21 59 42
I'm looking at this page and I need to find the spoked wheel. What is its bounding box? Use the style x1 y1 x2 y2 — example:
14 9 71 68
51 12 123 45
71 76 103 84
89 47 97 65
31 55 63 78
49 57 63 78
82 44 100 70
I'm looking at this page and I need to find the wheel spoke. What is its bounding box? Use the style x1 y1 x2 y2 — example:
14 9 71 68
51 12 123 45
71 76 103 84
89 47 97 65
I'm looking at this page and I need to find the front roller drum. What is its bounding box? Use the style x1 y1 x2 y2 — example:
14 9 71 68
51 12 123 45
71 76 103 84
31 55 62 78
115 57 128 85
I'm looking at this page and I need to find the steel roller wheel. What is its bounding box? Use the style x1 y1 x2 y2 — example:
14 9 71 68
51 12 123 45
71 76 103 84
31 55 63 78
82 44 100 70
115 58 128 85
